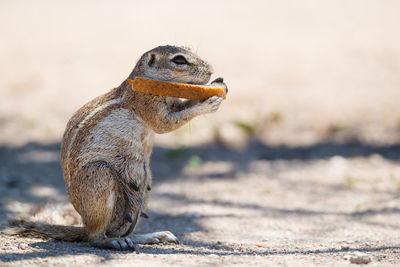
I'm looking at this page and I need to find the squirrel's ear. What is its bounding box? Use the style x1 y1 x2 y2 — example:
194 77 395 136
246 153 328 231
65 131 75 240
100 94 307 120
181 46 192 51
148 54 156 67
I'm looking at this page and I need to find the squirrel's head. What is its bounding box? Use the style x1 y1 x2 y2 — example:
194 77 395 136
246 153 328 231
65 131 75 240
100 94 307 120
130 45 213 85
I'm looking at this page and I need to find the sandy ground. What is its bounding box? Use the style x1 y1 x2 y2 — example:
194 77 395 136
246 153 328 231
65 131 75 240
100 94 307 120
1 0 400 266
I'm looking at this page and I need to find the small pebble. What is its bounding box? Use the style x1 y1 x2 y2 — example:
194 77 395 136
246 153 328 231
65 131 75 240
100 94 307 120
18 243 28 250
350 255 371 264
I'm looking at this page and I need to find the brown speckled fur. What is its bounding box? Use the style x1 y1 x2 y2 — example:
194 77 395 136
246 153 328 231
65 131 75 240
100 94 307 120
7 45 225 249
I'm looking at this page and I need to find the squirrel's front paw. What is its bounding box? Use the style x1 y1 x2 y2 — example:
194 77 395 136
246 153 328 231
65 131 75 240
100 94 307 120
198 96 224 114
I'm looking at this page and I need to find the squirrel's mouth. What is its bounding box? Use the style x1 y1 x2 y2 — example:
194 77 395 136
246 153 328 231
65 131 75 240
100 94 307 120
186 81 207 85
187 77 224 86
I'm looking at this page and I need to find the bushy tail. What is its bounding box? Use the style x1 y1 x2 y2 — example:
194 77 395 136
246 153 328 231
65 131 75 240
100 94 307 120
4 219 88 242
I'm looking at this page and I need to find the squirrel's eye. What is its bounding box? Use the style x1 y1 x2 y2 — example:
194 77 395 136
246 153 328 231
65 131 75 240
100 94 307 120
172 55 188 65
148 54 155 66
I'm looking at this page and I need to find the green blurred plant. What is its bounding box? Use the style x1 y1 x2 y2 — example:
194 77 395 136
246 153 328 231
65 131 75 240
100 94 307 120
269 111 283 124
329 122 348 133
164 147 187 160
263 187 272 194
186 155 203 169
233 120 255 135
345 176 356 189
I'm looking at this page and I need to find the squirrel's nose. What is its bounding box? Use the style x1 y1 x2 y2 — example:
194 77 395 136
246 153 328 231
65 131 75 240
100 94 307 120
212 77 224 83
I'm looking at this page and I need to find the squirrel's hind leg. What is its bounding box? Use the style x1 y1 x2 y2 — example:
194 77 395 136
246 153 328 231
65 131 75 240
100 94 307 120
68 160 135 251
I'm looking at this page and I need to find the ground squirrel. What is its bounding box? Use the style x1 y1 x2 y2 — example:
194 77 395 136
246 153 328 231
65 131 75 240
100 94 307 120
7 45 226 250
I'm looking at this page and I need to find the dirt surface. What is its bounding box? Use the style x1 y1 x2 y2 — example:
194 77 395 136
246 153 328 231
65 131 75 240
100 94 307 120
1 1 400 266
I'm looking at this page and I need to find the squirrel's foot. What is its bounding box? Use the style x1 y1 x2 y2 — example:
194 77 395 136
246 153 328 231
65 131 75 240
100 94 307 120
90 236 136 251
129 231 179 245
196 96 223 114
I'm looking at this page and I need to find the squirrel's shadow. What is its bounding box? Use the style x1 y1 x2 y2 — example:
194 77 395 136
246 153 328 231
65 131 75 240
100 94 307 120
1 140 400 262
2 139 400 215
1 139 400 219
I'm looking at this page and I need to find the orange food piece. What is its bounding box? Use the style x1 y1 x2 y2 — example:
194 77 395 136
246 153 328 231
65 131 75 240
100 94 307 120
127 77 227 100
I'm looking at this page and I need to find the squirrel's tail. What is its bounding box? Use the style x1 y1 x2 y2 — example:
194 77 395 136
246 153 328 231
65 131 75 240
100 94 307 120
5 219 88 242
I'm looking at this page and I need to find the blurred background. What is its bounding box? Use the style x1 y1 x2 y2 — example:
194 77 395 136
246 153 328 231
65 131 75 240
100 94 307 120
1 0 400 147
1 0 400 264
